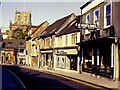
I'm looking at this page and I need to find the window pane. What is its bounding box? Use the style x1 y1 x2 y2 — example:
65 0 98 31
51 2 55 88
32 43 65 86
87 15 90 24
95 10 99 19
106 4 111 16
106 16 111 25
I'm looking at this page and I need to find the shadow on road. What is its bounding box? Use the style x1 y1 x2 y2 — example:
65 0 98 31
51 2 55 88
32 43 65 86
3 65 75 90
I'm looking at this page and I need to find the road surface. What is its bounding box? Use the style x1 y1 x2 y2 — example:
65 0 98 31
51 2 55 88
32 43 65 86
3 65 106 90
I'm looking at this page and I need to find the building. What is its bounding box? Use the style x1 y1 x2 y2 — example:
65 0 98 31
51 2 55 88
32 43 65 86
38 13 78 70
2 30 9 39
8 10 31 39
0 29 3 64
26 21 49 67
54 16 80 71
1 39 26 64
77 0 120 80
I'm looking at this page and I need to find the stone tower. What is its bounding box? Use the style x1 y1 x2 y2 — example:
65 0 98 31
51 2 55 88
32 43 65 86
14 10 31 26
8 10 31 39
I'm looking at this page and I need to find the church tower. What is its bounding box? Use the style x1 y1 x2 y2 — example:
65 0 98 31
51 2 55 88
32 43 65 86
14 10 31 26
8 10 32 39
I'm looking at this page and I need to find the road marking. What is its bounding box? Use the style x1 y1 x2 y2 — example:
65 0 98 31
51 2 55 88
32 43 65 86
7 69 26 89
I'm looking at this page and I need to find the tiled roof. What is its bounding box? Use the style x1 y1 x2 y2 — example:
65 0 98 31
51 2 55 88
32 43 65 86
56 15 81 37
40 13 76 38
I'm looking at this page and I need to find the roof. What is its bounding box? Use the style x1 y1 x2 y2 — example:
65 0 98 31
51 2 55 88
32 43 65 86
56 15 81 37
31 25 38 28
2 39 26 49
32 21 49 40
26 21 49 41
40 13 76 38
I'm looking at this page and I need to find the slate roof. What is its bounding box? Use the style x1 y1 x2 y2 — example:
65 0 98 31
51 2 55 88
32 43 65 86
40 13 76 38
56 15 81 37
32 21 49 40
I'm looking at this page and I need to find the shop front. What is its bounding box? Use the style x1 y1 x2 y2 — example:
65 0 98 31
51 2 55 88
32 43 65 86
40 49 53 68
79 37 118 79
56 48 78 71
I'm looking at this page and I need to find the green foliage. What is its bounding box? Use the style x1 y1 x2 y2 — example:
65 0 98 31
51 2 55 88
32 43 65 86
13 28 28 39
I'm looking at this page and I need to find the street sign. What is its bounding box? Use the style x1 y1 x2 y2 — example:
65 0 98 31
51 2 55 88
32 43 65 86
75 23 97 30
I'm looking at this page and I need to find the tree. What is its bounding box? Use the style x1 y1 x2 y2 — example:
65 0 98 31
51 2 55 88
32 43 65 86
13 28 28 39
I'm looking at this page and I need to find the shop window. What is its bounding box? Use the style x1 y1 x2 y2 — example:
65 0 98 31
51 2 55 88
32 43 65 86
83 48 92 70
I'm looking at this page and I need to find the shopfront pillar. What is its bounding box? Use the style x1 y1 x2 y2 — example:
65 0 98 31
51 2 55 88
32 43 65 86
111 44 114 67
77 55 80 73
53 52 57 69
111 43 114 79
92 48 94 65
97 47 99 66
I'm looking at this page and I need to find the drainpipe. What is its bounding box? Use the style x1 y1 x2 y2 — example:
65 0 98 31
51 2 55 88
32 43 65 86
79 7 83 74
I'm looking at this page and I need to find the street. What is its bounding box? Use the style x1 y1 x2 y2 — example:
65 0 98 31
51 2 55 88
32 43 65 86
2 65 106 90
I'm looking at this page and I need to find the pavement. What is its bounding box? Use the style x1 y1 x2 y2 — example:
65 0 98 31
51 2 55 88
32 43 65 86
22 66 119 89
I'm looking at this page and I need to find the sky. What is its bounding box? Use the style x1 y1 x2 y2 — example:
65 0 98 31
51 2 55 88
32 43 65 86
0 1 89 32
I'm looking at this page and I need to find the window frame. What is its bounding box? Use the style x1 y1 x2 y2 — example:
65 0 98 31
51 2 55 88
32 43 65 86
71 33 77 45
104 2 112 28
94 8 100 28
85 13 91 34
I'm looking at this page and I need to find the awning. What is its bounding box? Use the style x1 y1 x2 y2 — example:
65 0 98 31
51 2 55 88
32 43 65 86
57 49 78 55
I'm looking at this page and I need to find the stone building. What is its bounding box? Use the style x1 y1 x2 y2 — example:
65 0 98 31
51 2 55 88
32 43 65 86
1 39 26 64
8 10 31 39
